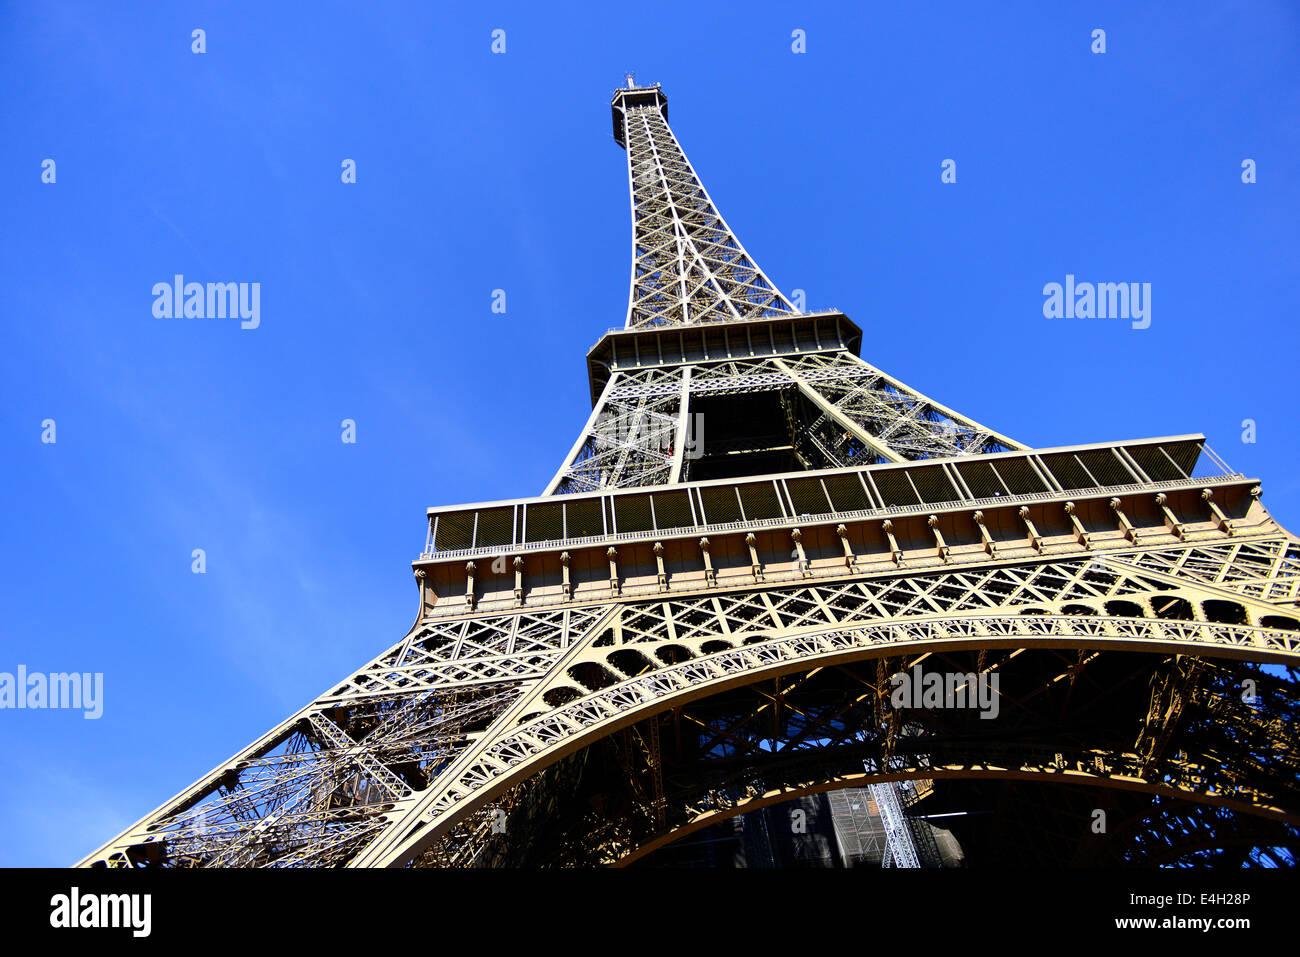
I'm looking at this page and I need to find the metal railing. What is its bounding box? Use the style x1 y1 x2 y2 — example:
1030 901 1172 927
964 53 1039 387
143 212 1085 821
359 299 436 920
419 470 1245 563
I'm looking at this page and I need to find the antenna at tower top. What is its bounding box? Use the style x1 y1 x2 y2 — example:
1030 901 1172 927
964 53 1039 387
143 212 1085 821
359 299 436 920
624 72 636 88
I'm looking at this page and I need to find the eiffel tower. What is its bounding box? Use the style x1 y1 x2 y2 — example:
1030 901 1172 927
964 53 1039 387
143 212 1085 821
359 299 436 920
80 80 1300 869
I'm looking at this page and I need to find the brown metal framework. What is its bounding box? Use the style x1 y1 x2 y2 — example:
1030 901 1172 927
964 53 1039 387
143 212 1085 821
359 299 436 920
78 83 1299 869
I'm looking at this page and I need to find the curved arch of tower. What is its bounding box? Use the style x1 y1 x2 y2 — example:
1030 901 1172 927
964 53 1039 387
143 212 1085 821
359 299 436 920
79 83 1300 869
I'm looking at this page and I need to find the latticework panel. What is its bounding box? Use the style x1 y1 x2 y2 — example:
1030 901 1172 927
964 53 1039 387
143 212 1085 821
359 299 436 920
779 352 1024 460
621 104 794 328
549 368 685 494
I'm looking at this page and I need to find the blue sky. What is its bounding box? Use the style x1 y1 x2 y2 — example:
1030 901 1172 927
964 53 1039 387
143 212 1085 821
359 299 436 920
2 1 1297 866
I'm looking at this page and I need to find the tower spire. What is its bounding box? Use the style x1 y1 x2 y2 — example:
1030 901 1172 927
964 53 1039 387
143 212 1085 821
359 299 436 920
612 86 795 328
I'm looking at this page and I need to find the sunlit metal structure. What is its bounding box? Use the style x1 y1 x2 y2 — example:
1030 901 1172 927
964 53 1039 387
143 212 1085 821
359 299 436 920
80 81 1300 869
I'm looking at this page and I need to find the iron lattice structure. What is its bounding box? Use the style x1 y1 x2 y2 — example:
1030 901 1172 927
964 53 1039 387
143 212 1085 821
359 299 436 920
81 83 1300 869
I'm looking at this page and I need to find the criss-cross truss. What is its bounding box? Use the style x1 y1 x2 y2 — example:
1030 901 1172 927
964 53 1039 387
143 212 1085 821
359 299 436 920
78 83 1299 871
546 349 1027 495
620 92 794 328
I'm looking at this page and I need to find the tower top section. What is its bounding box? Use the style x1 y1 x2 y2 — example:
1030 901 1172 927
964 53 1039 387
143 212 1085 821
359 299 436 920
611 83 794 328
611 84 667 148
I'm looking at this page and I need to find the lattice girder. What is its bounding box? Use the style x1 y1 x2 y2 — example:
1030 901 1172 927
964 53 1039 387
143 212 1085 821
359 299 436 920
619 101 794 328
349 529 1300 867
